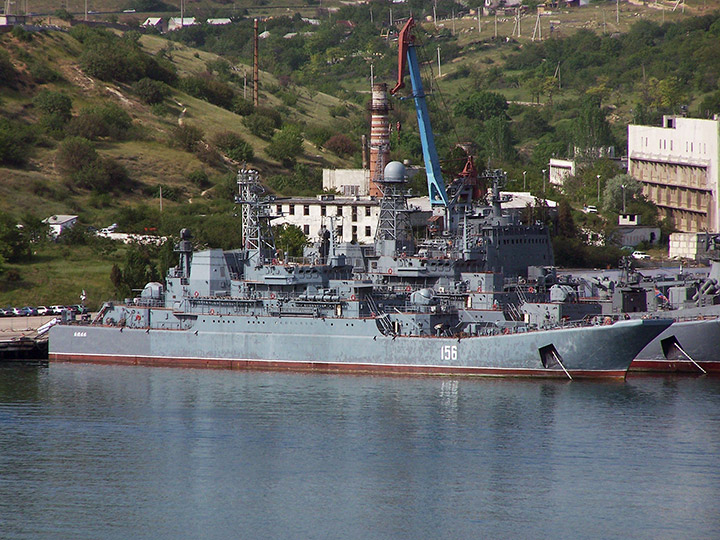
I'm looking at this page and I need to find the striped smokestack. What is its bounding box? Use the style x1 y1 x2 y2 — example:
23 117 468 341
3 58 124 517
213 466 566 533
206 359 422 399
368 83 391 198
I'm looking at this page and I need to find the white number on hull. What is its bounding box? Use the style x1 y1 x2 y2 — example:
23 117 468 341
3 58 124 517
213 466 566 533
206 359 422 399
440 345 457 361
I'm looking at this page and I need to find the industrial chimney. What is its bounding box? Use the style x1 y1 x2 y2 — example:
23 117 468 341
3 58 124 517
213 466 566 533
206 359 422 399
368 83 391 198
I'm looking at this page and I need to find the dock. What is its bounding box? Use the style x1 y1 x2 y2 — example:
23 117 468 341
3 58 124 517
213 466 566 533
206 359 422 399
0 316 54 366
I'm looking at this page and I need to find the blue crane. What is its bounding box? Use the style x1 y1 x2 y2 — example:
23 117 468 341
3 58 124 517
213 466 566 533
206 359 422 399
391 17 450 208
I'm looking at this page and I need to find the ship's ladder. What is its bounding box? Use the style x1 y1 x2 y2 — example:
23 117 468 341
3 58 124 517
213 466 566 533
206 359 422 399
367 295 394 335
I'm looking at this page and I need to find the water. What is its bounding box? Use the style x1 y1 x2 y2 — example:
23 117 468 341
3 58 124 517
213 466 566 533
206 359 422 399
1 364 719 540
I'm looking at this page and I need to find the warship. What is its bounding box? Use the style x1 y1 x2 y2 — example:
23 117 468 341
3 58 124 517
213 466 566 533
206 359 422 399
48 167 671 379
520 256 720 374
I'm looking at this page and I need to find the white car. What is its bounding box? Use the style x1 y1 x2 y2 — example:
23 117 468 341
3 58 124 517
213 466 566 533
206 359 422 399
36 306 50 315
632 251 650 260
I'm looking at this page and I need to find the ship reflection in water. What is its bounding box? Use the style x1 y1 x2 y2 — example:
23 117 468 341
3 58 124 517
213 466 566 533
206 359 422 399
1 364 718 539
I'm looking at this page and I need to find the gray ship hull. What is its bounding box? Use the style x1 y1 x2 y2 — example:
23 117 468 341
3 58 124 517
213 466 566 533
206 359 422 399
49 314 671 379
630 317 720 374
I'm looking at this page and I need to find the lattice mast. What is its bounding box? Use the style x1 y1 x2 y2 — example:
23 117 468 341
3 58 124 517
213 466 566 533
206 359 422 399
236 168 275 267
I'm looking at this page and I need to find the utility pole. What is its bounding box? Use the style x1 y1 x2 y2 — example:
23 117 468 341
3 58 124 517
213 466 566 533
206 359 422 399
597 175 601 205
616 0 619 24
437 47 441 77
523 171 527 191
478 8 481 34
253 19 259 108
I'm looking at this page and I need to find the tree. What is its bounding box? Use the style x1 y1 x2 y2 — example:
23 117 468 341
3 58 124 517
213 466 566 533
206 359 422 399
572 97 614 159
33 90 72 134
273 224 307 258
556 199 577 238
481 116 515 162
266 125 304 167
453 91 508 121
324 133 358 157
602 174 643 214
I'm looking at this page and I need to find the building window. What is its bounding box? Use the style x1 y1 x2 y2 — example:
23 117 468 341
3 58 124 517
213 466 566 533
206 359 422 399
365 206 371 216
303 224 310 235
337 225 343 237
289 204 295 215
336 205 343 216
304 205 310 216
365 226 372 237
276 204 282 214
352 208 358 222
321 205 326 216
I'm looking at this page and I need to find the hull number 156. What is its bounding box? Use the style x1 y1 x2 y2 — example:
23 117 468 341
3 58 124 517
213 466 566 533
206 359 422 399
441 345 458 361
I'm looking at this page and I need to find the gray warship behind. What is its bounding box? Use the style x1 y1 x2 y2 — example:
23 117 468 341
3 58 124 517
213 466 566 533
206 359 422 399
520 251 720 374
49 166 671 379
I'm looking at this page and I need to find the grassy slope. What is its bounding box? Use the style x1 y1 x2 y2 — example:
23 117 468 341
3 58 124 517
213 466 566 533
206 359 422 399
0 27 351 308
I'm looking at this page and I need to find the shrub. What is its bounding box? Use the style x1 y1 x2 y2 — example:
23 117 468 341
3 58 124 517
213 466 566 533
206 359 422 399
0 49 18 88
242 113 276 139
133 77 169 105
213 131 254 162
172 123 204 152
0 119 31 166
232 96 254 116
56 137 97 175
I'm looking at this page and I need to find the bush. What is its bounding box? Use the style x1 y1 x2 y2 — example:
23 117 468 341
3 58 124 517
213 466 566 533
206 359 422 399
133 77 169 105
172 123 204 152
232 96 254 116
0 119 31 166
213 131 254 162
72 157 130 191
242 113 276 139
187 169 210 187
56 137 98 175
0 49 19 88
67 103 133 140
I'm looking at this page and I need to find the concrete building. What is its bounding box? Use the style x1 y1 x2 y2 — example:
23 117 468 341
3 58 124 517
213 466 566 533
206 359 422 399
323 169 371 197
628 115 720 233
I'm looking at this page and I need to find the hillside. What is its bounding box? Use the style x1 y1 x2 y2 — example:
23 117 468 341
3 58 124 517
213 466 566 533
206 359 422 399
2 1 720 307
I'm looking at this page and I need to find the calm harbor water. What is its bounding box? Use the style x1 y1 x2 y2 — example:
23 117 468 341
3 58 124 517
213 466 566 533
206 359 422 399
1 364 719 539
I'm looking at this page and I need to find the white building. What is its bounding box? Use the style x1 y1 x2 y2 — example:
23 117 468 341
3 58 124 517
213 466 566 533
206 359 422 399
548 158 575 188
43 215 78 239
167 18 197 32
273 195 380 244
323 169 371 197
628 115 720 233
206 18 231 26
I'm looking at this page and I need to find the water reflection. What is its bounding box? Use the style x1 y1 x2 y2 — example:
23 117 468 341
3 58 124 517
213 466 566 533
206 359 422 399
0 365 718 539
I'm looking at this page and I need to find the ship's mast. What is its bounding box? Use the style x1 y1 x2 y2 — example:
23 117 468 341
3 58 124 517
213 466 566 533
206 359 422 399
375 161 415 257
236 168 275 267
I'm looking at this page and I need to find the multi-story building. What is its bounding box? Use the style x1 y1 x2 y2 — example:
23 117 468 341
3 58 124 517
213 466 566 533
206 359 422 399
273 195 380 244
628 115 720 233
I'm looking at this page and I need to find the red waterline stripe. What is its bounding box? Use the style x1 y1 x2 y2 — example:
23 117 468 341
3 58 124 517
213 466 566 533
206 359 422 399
49 353 627 379
630 359 720 373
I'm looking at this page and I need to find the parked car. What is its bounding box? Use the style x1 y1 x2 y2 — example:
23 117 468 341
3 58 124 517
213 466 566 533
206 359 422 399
50 305 66 314
36 306 50 316
0 307 13 317
632 250 650 260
